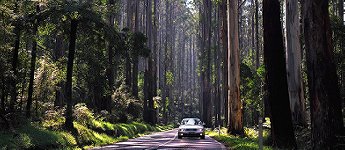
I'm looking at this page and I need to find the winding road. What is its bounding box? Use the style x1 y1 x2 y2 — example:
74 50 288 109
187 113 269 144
92 129 227 150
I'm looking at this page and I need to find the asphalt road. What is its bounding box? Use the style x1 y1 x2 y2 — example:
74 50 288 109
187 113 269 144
92 129 227 150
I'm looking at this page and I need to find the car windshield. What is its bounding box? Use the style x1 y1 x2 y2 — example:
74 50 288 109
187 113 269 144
181 118 201 125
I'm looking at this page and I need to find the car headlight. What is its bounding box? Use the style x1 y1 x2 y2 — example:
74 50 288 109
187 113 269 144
198 129 204 132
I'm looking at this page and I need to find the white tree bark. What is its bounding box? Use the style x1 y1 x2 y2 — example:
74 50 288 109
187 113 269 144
285 0 306 126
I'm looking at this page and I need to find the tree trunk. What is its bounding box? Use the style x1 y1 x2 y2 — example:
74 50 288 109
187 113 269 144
125 0 133 91
146 0 153 99
263 0 297 148
26 5 40 117
285 0 307 126
251 0 255 66
132 0 139 98
221 0 229 126
132 56 139 98
105 0 115 113
255 0 260 69
125 56 132 90
134 0 139 32
169 1 176 123
303 0 344 149
227 0 243 135
339 0 344 22
153 0 158 99
107 0 115 91
162 68 167 124
0 88 5 111
147 58 155 124
214 3 222 127
202 0 212 128
162 0 170 124
65 19 78 130
108 1 115 86
127 0 133 30
143 0 155 124
143 69 150 123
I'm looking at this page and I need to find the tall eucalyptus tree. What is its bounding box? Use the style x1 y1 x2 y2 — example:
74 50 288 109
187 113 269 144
227 0 243 135
303 0 344 148
285 0 306 126
26 4 40 118
201 0 212 127
263 0 296 147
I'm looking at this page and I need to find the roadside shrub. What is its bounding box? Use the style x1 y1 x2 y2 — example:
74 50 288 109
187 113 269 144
110 84 142 123
127 100 142 121
244 128 258 139
73 103 94 125
42 107 65 130
96 110 110 121
117 111 129 123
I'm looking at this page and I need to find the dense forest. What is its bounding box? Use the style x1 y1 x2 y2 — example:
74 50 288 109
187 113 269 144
0 0 344 149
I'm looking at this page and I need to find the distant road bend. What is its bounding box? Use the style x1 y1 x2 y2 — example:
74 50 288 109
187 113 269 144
92 129 226 150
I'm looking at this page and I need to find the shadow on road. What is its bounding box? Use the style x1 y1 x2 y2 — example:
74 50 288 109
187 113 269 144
92 129 226 150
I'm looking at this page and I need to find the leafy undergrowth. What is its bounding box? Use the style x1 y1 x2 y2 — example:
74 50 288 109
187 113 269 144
0 121 77 150
206 127 272 150
0 120 173 149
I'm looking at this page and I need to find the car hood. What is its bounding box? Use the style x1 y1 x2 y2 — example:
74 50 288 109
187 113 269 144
178 125 204 129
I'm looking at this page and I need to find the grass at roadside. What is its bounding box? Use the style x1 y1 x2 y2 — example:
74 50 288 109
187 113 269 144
0 121 77 150
206 127 272 150
0 120 174 149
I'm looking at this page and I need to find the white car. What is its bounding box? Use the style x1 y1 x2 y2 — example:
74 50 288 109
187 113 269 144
177 118 205 139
